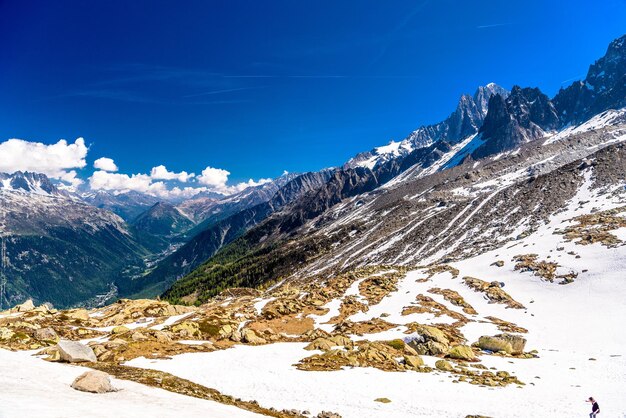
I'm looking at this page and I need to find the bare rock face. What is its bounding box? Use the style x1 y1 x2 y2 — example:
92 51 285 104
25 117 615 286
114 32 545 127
57 340 97 363
71 371 117 393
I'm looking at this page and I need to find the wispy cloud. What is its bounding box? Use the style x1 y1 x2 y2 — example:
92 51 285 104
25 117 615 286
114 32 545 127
561 74 585 84
183 86 264 98
222 75 346 79
52 89 251 105
476 22 515 29
93 63 224 88
368 1 431 67
42 64 262 104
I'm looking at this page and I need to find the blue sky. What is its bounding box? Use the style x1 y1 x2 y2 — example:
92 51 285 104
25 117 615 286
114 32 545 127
1 0 626 195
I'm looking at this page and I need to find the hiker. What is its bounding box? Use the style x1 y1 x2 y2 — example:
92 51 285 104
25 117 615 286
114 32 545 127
587 397 600 417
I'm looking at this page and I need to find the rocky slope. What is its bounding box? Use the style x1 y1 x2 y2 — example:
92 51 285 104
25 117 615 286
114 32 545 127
164 33 626 305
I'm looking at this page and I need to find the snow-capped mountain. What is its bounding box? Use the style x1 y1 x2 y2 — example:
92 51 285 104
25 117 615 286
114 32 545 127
176 171 300 227
0 173 150 308
0 171 68 196
345 83 509 169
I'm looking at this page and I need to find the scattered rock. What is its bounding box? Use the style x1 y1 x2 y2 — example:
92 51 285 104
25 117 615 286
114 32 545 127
403 355 424 368
405 324 451 356
316 412 342 418
171 321 200 338
304 337 335 351
111 326 129 334
447 345 477 361
463 277 525 309
476 334 526 355
34 327 59 342
65 309 90 321
16 299 35 312
71 371 117 393
57 340 97 363
435 359 455 372
241 329 267 345
0 327 15 340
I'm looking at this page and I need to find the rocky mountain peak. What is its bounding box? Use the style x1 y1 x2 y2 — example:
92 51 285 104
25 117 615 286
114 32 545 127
472 86 558 159
345 83 510 170
554 33 626 124
586 34 626 91
0 171 60 195
473 82 510 114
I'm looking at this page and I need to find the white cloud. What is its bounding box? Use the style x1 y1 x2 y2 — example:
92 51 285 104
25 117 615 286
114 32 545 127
93 157 118 172
196 166 272 195
89 170 153 193
59 170 83 187
0 137 272 198
0 137 87 185
150 165 194 182
227 178 273 194
89 170 210 199
197 166 230 188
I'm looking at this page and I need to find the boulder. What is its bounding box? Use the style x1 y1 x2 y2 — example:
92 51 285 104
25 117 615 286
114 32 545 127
447 345 476 361
497 333 526 355
171 321 200 338
57 340 97 363
403 355 424 368
241 329 266 345
34 327 59 342
16 299 35 312
403 344 418 356
71 371 117 393
33 304 51 314
435 359 454 372
130 331 148 342
304 337 335 351
406 325 450 355
153 330 172 343
374 398 392 403
39 346 61 362
65 309 90 321
218 324 234 338
329 335 353 348
476 336 512 354
0 327 15 340
476 334 526 355
111 326 129 335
